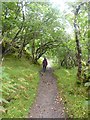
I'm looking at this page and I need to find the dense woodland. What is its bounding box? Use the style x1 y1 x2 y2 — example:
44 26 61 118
1 0 90 118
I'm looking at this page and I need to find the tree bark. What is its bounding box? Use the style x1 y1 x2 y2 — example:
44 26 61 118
74 3 84 80
75 27 82 79
32 39 35 62
88 1 90 60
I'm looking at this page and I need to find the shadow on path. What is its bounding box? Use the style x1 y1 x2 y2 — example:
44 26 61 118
28 68 66 118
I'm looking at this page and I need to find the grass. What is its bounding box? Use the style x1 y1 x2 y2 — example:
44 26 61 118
1 55 41 118
54 67 88 118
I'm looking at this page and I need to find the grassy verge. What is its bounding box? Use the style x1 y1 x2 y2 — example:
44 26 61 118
2 55 40 118
54 68 88 118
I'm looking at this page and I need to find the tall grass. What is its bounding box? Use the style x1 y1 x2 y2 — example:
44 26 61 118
1 55 40 118
54 68 88 118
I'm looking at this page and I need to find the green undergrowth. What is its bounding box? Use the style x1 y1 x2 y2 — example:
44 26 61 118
1 55 40 118
54 68 88 118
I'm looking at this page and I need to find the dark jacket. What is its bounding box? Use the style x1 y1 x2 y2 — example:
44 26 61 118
43 58 48 67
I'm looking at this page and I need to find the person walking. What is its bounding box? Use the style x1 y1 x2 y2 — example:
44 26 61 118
42 57 48 72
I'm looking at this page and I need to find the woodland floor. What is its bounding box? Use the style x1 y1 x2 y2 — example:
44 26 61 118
28 68 66 118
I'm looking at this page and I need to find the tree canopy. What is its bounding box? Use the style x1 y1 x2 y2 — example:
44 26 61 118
1 0 90 81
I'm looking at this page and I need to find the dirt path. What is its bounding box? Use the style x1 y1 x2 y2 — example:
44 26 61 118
28 68 66 118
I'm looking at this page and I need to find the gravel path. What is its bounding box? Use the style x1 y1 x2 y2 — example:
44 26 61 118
28 68 66 118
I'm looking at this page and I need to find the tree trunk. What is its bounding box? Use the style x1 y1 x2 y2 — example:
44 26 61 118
75 31 82 79
74 18 82 80
74 2 86 80
31 39 35 62
18 38 26 58
88 1 90 60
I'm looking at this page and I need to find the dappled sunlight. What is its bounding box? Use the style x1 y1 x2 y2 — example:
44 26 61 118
47 59 53 68
50 0 76 12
